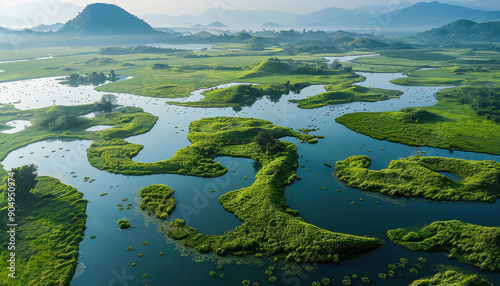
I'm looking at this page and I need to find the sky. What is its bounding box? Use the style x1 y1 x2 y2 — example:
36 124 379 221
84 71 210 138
0 0 499 16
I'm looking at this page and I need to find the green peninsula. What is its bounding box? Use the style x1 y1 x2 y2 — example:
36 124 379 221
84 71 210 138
388 221 500 272
335 156 500 202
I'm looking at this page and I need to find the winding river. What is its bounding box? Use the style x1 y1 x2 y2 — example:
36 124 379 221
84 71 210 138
1 55 499 285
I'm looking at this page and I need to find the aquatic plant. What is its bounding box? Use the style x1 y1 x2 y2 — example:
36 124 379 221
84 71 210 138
126 247 133 251
90 235 96 239
378 273 387 279
219 274 226 279
209 271 217 277
321 277 331 284
242 280 251 286
269 276 277 282
312 281 321 286
117 219 131 229
361 277 370 283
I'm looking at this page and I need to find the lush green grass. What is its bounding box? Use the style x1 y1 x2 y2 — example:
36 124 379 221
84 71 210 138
161 117 382 263
0 176 88 286
289 83 402 109
170 82 310 108
89 116 319 176
336 99 500 155
391 67 500 86
410 270 493 286
388 220 500 272
139 184 176 220
335 156 500 202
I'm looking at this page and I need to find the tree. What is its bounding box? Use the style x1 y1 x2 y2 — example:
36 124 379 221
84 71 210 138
94 94 118 113
10 164 38 194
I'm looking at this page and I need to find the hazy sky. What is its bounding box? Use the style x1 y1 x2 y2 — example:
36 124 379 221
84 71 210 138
0 0 497 15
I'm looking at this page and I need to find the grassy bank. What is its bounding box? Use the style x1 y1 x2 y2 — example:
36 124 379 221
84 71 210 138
140 184 176 220
388 220 500 272
289 83 402 109
336 99 500 155
0 177 88 285
158 117 382 263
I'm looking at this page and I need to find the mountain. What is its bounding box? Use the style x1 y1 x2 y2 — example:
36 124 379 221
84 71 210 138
383 1 500 28
0 0 82 28
31 23 64 32
206 21 228 28
262 22 282 29
58 3 160 35
417 19 500 42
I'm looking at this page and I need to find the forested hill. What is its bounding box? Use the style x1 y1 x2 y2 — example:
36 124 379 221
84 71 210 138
417 19 500 42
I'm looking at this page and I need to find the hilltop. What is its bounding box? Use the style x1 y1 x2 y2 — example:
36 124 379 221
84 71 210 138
58 3 160 35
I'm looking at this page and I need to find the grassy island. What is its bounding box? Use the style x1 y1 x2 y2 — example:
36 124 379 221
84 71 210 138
0 176 88 285
140 184 176 219
334 156 500 202
160 117 382 263
388 221 500 272
336 101 500 155
289 84 402 109
410 270 493 286
169 82 311 108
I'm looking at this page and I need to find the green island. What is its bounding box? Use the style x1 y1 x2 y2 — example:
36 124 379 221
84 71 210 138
0 176 88 286
140 184 176 219
88 116 319 176
169 82 310 108
158 117 382 263
334 155 500 202
336 98 500 155
289 83 403 109
388 220 500 272
410 270 493 286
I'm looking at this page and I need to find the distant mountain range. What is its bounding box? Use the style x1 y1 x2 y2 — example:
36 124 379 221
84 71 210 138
142 1 500 31
1 1 499 33
417 19 500 42
0 0 82 28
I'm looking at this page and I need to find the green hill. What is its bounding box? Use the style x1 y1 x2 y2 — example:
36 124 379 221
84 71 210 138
417 19 500 42
237 59 294 79
344 38 388 49
58 3 160 35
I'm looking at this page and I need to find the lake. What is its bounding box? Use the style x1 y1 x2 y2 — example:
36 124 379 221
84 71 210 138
1 55 499 285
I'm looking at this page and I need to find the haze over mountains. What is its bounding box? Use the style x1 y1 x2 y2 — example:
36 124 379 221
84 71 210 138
1 0 500 33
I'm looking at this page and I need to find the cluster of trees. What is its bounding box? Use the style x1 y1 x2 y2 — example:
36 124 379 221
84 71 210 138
10 164 38 195
253 131 283 154
64 70 117 87
438 86 500 122
94 94 118 113
34 107 84 131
